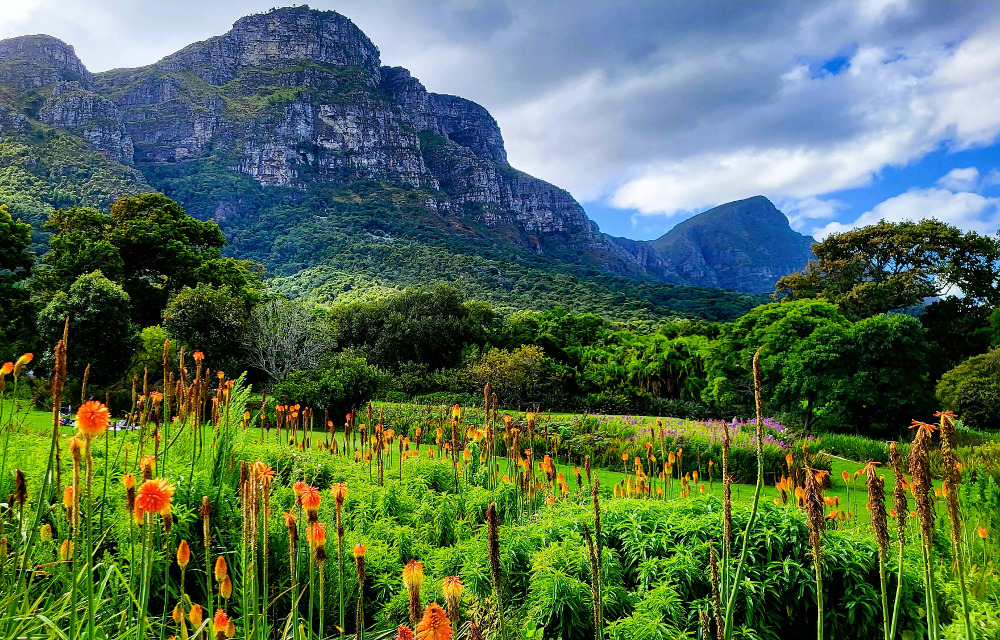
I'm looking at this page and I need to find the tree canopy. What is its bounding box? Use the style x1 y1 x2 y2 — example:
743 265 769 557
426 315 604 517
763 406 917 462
37 271 139 388
39 194 231 326
0 204 35 361
775 219 1000 319
333 284 495 370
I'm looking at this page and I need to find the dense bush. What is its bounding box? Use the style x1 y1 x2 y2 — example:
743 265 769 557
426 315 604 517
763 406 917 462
162 283 248 374
936 349 1000 430
333 284 494 370
272 352 389 416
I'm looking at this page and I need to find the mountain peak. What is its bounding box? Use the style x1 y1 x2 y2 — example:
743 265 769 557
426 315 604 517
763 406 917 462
0 34 93 91
648 196 815 293
158 5 381 85
680 195 786 227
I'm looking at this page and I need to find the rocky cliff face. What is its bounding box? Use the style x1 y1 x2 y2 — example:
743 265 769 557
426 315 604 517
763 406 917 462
89 7 634 267
0 6 811 295
0 35 133 164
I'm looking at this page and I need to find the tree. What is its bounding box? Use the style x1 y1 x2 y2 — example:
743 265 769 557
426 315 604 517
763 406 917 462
0 204 35 362
162 284 247 375
37 271 139 388
38 207 123 298
497 308 608 367
832 314 935 434
192 257 267 310
334 284 495 370
470 345 550 404
247 299 334 383
936 349 1000 430
581 331 709 403
775 219 1000 319
704 300 934 433
702 300 851 419
39 194 231 326
109 194 228 326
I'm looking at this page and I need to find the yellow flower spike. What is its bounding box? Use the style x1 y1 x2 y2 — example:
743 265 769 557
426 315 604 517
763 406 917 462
12 353 32 378
177 540 190 570
214 556 228 582
189 604 203 627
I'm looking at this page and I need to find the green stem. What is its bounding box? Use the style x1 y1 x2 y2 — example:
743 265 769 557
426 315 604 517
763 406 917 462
722 465 764 639
954 540 973 640
815 556 824 640
877 553 889 640
99 429 110 533
889 539 904 640
85 439 96 640
339 535 345 640
920 543 937 640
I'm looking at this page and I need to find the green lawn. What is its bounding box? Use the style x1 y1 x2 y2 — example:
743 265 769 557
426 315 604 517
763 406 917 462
1 398 941 533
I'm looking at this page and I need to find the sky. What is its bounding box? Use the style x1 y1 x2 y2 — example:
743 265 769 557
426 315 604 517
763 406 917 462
2 0 1000 242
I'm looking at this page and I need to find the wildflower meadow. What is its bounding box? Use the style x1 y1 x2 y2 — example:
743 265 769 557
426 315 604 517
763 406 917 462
1 335 998 640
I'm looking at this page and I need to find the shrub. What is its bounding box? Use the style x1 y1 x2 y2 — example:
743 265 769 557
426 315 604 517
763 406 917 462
272 352 389 417
36 270 138 387
162 283 247 375
937 349 1000 430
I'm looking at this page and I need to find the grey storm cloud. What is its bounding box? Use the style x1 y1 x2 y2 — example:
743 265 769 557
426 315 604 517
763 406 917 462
2 0 1000 234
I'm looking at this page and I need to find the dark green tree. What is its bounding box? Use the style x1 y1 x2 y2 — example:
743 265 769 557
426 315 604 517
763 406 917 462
334 284 494 370
37 271 139 388
38 207 123 300
936 349 1000 430
162 284 248 375
0 204 36 362
775 219 1000 319
38 194 233 327
108 194 227 326
191 257 267 310
702 299 851 419
833 313 935 434
272 353 388 417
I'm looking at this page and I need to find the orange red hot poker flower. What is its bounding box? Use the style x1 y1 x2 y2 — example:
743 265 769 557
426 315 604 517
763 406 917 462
76 400 110 438
135 478 174 514
300 485 321 511
415 602 453 640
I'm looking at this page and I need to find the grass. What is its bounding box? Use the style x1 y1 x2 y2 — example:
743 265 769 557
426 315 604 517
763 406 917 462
0 398 941 529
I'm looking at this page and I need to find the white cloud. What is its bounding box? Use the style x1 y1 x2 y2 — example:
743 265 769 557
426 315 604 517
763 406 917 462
598 23 1000 218
777 196 845 233
983 169 1000 188
937 167 981 191
813 186 1000 238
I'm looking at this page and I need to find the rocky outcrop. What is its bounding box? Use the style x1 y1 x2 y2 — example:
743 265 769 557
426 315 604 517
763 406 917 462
0 35 92 91
0 35 133 163
38 84 134 163
649 196 816 293
155 6 381 86
382 67 507 164
0 105 28 133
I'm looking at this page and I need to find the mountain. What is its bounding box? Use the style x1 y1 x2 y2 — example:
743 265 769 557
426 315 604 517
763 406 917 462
0 6 806 320
648 196 816 293
0 35 147 250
